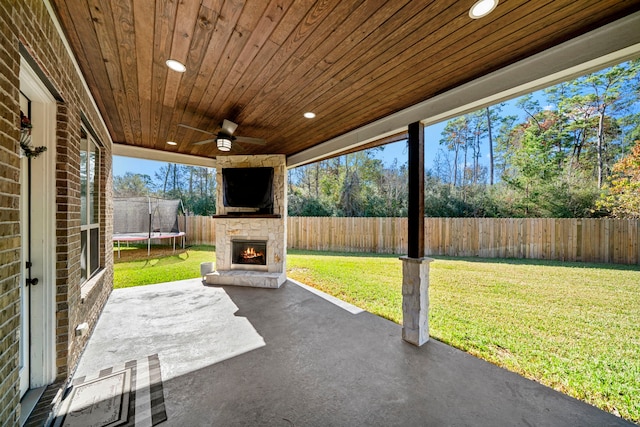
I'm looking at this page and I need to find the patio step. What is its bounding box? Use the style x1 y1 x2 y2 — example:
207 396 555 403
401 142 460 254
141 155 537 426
204 270 286 288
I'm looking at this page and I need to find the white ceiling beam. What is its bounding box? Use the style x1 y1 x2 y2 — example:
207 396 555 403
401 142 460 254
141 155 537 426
287 11 640 168
113 143 217 169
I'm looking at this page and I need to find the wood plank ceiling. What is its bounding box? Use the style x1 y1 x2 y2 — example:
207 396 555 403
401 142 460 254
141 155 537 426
51 0 640 160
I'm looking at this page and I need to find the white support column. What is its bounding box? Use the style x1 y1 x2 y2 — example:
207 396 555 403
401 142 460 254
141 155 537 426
400 256 433 346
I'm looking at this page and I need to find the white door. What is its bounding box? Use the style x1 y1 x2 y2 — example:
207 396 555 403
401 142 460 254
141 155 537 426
19 60 57 396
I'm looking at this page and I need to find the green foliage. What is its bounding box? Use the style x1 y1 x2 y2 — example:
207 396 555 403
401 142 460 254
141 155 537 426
113 172 154 197
596 139 640 217
288 189 334 216
288 150 409 217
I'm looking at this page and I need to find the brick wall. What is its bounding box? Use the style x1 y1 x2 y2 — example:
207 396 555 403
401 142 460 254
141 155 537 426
0 0 24 424
0 1 114 425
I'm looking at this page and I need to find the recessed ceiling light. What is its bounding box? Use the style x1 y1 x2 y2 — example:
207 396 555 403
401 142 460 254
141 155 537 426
166 59 186 72
166 141 177 146
469 0 498 19
304 112 316 119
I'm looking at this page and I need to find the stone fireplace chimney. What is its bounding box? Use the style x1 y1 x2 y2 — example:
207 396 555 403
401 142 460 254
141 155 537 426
204 155 287 288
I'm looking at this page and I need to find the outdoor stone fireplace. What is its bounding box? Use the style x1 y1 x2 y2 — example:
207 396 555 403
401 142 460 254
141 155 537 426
205 155 287 288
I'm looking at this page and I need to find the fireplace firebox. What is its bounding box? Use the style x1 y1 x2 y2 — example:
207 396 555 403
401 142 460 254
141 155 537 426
232 240 267 269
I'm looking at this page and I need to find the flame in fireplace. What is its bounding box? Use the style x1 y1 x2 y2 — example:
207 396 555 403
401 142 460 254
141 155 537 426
241 247 264 260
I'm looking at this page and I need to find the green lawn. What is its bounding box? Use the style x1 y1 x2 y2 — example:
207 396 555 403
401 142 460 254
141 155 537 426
113 245 215 288
114 246 640 422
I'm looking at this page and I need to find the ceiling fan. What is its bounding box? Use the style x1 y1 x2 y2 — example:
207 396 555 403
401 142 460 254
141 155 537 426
178 119 266 152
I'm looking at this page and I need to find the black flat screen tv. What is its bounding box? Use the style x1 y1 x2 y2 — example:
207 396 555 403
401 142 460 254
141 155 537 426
222 167 274 213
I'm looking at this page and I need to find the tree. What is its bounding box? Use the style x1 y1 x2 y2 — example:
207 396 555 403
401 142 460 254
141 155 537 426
486 107 495 185
113 172 153 197
440 116 471 186
584 61 639 187
547 61 640 187
596 139 640 217
153 163 216 215
287 148 408 217
379 159 408 217
468 111 486 185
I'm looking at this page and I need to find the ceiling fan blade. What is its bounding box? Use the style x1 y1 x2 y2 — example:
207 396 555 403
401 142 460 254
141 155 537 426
235 136 267 145
221 119 238 136
193 138 216 146
178 123 216 135
231 142 246 153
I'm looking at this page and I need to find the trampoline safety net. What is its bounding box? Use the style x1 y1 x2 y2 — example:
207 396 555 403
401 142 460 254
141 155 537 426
114 197 183 235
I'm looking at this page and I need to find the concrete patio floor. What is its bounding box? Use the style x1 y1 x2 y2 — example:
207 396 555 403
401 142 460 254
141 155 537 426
67 278 631 426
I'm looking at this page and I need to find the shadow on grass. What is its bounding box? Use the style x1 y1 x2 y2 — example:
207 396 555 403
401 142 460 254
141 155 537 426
287 249 640 272
113 244 214 264
135 251 192 268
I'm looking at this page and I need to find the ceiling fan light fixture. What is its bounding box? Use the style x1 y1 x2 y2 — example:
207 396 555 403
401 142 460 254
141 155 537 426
469 0 498 19
217 138 232 151
166 59 186 72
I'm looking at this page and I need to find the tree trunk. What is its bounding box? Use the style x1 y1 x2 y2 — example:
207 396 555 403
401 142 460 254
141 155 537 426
486 107 494 185
597 108 606 188
204 170 209 197
162 163 170 194
314 162 319 198
463 143 468 186
173 164 178 192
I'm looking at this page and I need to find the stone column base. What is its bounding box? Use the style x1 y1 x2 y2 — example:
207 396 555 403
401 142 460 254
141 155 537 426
400 256 433 346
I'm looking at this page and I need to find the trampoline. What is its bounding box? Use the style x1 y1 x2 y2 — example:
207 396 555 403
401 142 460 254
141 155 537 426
113 197 186 257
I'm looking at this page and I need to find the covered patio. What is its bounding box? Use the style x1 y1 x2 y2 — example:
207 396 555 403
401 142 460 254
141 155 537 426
6 1 640 425
51 279 629 426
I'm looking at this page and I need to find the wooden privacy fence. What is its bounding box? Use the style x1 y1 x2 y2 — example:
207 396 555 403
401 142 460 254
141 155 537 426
288 217 408 254
181 215 215 245
423 217 639 264
183 216 640 265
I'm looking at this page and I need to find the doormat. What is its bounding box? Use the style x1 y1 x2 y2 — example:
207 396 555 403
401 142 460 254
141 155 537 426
53 354 167 427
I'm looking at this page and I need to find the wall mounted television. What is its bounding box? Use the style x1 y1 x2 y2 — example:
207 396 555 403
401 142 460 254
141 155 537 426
222 167 274 213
